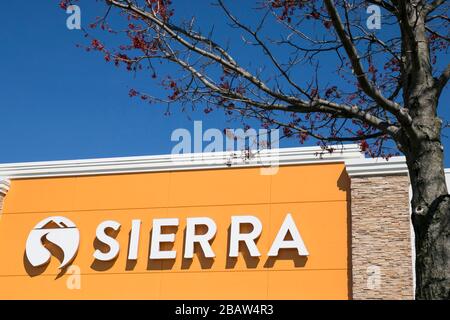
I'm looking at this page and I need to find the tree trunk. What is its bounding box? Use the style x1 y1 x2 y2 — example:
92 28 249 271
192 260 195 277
398 1 450 299
405 129 450 300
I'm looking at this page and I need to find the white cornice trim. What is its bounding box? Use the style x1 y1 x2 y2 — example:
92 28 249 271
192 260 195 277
0 178 10 195
345 156 408 177
0 144 364 179
1 144 440 179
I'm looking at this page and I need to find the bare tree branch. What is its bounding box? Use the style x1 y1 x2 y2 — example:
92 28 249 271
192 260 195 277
107 0 400 136
323 0 411 125
425 0 447 15
367 0 397 14
435 63 450 96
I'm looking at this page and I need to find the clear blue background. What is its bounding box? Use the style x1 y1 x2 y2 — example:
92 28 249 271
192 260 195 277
0 1 448 165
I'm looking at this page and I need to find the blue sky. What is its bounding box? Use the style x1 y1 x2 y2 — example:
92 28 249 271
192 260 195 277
0 1 449 166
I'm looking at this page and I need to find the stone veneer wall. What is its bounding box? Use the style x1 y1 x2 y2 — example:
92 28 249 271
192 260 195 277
350 174 414 299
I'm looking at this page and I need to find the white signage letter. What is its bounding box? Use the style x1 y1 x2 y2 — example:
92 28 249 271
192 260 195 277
128 219 141 260
93 220 121 261
184 217 217 258
150 218 179 259
268 213 309 256
229 216 262 257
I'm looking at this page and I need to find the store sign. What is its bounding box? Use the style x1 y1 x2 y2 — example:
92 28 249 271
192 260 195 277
25 213 308 270
26 216 80 269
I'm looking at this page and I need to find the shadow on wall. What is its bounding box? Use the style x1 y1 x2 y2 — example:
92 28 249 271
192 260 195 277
23 238 72 279
24 223 311 275
338 168 351 194
340 167 353 300
90 224 309 272
90 226 122 271
23 218 313 275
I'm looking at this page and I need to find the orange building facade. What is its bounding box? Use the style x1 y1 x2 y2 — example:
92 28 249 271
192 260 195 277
0 145 419 299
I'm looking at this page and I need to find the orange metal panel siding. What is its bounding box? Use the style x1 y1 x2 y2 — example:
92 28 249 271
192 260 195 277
0 163 350 299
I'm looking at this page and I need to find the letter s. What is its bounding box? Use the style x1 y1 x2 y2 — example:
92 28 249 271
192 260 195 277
93 220 121 261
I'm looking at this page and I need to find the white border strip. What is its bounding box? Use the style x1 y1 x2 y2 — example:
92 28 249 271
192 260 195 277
0 145 364 179
345 156 408 177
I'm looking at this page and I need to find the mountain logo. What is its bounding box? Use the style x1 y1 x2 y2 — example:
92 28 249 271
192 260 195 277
25 216 80 269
